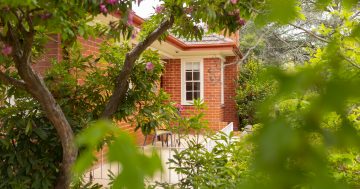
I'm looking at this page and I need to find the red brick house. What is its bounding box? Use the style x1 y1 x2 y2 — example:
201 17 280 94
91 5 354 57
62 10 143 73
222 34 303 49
33 14 240 144
140 17 240 132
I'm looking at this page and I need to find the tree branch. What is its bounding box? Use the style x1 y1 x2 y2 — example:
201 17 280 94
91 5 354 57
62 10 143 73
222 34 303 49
350 11 360 20
289 23 330 43
101 16 175 118
0 71 26 89
224 32 266 67
341 54 360 69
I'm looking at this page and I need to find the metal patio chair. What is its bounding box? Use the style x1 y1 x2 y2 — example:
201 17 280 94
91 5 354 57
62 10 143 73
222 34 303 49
143 127 173 147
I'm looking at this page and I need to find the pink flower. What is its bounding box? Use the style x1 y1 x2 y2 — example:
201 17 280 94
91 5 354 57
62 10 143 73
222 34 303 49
185 6 193 14
237 18 246 26
127 12 134 26
1 44 12 56
131 30 138 39
230 0 237 4
131 33 137 39
40 12 52 20
106 0 117 5
100 4 108 14
155 5 164 14
175 104 184 112
145 62 154 71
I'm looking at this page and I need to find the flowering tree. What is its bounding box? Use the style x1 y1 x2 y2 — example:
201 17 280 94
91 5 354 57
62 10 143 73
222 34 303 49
0 0 261 188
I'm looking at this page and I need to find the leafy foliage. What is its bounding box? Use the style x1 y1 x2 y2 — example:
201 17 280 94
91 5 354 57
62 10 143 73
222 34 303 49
0 39 173 187
157 133 255 189
248 1 360 186
169 99 209 146
236 60 275 128
0 100 61 189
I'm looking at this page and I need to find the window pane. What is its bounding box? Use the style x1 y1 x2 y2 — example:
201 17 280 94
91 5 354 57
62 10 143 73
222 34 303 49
186 92 193 101
193 72 200 80
194 82 200 90
185 63 192 71
194 91 200 99
186 72 192 80
186 82 192 91
193 62 200 71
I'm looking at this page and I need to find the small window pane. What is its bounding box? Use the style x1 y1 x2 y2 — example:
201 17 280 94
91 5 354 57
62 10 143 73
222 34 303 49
186 72 192 80
185 63 192 71
194 82 200 90
186 82 192 91
193 72 200 80
186 92 193 101
193 62 200 71
194 92 200 99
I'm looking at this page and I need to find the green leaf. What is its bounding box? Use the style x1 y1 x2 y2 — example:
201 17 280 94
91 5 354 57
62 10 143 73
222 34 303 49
315 0 332 9
343 0 359 9
108 132 161 189
73 121 161 189
34 128 48 140
350 24 360 40
256 0 301 25
25 120 32 135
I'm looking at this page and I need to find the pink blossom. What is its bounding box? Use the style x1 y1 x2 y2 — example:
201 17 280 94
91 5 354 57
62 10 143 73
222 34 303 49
230 0 237 4
131 33 137 39
175 104 184 112
155 5 164 14
100 4 108 14
127 12 134 25
131 30 138 39
145 62 154 71
106 0 117 5
1 44 12 56
237 18 246 26
185 6 193 14
40 12 52 20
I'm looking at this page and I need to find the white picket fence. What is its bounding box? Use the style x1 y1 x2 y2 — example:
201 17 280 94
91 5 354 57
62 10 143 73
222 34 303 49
85 122 234 186
85 146 187 186
203 122 234 151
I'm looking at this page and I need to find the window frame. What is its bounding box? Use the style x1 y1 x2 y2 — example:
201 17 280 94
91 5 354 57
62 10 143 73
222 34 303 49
181 58 204 105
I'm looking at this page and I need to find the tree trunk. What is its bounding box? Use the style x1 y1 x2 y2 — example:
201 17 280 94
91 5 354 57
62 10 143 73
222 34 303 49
13 55 76 189
4 11 76 189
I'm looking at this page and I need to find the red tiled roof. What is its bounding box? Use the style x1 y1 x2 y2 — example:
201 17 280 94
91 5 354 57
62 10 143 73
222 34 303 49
130 14 237 50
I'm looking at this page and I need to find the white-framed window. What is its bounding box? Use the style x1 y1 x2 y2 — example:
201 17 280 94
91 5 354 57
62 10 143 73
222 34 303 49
181 59 204 105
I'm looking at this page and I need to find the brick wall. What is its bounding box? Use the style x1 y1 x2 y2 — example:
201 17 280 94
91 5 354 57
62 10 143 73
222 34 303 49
161 59 181 102
78 36 103 57
33 34 61 75
223 56 239 130
203 58 228 131
162 57 237 132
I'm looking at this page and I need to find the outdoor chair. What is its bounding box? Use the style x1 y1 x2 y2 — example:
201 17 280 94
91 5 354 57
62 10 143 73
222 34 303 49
143 127 173 147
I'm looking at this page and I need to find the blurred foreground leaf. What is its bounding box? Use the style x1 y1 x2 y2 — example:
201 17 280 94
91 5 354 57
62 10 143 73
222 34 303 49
73 120 161 189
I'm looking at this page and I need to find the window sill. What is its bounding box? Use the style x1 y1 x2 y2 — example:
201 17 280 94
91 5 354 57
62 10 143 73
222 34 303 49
181 102 194 106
